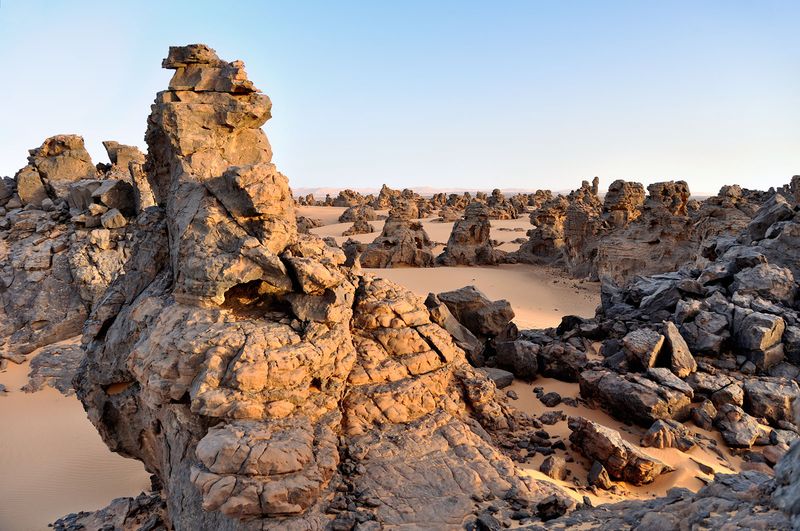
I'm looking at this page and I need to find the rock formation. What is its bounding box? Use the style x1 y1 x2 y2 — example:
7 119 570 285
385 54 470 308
437 201 503 266
358 204 435 267
517 179 769 285
74 44 570 529
489 189 800 516
341 219 374 236
338 204 376 223
538 443 800 530
0 135 145 363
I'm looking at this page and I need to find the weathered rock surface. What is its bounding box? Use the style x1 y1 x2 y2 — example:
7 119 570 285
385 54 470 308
0 136 141 362
640 419 696 451
517 179 768 285
437 285 515 338
534 465 796 530
338 204 376 223
341 219 374 236
579 369 692 426
73 44 569 530
52 490 166 531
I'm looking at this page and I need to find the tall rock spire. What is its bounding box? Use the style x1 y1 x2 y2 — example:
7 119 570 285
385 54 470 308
76 44 568 529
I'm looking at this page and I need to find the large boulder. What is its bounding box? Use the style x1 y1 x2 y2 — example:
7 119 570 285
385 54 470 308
579 369 692 426
622 328 664 369
743 379 800 428
338 204 376 223
436 285 514 338
359 206 434 268
23 134 97 198
14 165 48 207
568 416 674 485
748 193 794 241
662 321 697 377
714 404 771 448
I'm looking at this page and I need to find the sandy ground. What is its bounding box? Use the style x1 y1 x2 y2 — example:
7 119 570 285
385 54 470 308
368 264 599 329
0 339 150 531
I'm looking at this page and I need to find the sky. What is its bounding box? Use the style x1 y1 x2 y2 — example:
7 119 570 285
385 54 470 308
0 1 798 194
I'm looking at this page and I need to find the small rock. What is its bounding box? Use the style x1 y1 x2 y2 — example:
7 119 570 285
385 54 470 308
539 391 562 407
539 455 568 480
587 461 613 490
101 208 127 229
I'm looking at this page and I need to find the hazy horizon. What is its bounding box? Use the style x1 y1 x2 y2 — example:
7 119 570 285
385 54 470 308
0 1 798 194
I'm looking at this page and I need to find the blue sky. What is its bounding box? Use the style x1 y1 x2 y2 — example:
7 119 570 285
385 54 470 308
0 1 798 193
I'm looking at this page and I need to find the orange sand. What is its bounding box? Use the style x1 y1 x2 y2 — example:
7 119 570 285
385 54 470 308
0 339 150 531
366 264 599 329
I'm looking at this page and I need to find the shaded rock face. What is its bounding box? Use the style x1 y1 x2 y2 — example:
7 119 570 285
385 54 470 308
341 219 374 236
76 45 566 529
437 201 502 266
0 136 144 363
602 179 645 228
338 204 376 223
359 205 435 268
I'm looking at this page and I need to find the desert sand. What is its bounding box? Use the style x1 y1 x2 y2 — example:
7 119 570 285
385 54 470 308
507 377 745 507
0 340 150 531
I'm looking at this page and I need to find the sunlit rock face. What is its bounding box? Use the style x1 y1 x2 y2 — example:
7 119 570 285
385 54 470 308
76 44 567 529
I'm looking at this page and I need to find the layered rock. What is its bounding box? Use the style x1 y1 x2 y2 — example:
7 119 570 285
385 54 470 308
15 135 98 203
75 44 569 529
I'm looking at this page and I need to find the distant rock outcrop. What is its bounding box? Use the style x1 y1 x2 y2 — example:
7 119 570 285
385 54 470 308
0 135 146 363
437 201 504 266
359 204 435 267
516 178 770 285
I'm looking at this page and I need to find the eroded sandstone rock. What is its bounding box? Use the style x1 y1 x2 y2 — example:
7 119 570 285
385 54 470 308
74 44 569 529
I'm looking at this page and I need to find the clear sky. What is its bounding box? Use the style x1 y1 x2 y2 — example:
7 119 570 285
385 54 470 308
0 1 798 194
